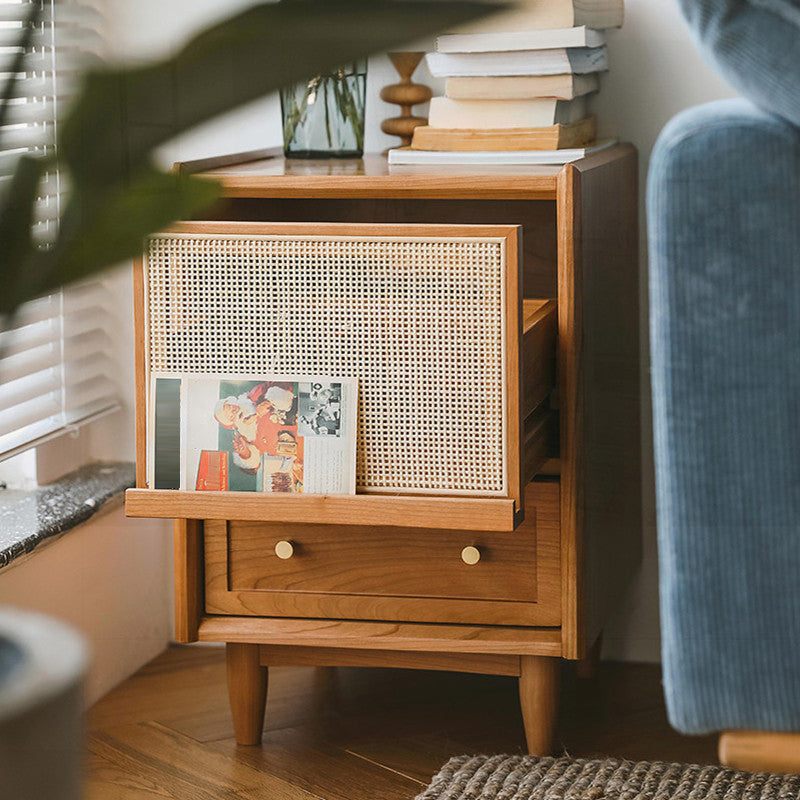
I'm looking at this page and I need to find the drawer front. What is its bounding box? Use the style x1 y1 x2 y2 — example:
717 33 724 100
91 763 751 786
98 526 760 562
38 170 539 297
227 522 533 602
204 479 560 626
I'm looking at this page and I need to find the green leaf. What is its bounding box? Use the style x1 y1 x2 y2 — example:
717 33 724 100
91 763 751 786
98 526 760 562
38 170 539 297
0 155 47 316
3 0 504 315
12 169 221 309
60 0 500 186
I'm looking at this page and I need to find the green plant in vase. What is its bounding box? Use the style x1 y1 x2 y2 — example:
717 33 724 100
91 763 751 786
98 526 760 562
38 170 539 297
281 62 367 158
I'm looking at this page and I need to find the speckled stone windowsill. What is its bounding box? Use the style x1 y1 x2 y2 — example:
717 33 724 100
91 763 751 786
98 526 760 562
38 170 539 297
0 462 135 570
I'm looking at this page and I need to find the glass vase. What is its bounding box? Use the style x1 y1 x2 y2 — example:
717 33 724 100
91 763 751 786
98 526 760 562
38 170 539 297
280 62 367 158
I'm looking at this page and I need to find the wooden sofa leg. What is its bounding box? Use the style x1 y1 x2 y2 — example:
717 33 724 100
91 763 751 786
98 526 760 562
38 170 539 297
226 643 268 745
519 655 560 755
719 731 800 774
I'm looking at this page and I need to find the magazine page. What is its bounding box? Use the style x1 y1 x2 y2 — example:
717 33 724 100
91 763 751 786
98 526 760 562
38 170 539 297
148 373 357 495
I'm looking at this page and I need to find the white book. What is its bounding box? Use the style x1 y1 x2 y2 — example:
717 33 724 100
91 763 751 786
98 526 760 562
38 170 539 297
445 73 600 100
387 139 617 166
437 26 605 53
426 47 607 78
428 96 589 129
449 0 624 34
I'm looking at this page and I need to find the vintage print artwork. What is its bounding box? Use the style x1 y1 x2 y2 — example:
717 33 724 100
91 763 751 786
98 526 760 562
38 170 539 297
148 374 357 495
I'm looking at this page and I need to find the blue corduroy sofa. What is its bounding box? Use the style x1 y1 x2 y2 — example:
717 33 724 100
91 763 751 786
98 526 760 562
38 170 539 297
649 0 800 769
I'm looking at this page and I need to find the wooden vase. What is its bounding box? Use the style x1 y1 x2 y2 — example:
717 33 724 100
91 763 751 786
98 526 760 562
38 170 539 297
380 52 432 148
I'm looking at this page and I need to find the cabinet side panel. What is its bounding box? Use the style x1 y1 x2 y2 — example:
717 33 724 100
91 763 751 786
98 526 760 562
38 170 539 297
556 165 584 659
174 518 204 643
133 257 147 488
574 145 642 657
531 478 561 625
204 519 231 613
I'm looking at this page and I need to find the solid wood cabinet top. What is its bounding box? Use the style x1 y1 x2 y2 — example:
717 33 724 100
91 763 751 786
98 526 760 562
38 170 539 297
175 147 632 201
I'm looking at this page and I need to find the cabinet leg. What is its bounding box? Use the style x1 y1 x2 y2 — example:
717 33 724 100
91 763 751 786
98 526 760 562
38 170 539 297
519 655 560 755
226 643 268 745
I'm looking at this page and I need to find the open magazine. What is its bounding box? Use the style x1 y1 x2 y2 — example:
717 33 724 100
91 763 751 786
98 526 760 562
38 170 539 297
148 373 357 494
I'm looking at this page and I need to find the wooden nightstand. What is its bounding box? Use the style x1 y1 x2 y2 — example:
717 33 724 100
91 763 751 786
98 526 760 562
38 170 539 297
126 147 641 754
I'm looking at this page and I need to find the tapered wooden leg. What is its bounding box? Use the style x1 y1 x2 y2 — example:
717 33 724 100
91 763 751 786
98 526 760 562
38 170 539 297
226 643 268 745
719 731 800 774
519 655 560 755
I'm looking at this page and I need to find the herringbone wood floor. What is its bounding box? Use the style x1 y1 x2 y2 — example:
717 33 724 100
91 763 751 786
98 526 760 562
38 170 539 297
86 646 718 800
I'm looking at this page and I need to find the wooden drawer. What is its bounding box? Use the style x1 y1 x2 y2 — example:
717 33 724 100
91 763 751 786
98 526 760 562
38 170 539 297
522 298 557 417
204 479 560 626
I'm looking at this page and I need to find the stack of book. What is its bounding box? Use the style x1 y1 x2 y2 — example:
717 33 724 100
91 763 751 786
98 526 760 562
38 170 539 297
388 0 623 166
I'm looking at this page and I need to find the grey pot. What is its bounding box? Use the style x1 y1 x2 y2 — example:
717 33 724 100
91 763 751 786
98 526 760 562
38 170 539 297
0 608 88 800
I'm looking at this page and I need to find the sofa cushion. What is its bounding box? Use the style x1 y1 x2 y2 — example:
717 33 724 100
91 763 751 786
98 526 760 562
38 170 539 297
749 0 800 25
648 97 800 734
677 0 800 127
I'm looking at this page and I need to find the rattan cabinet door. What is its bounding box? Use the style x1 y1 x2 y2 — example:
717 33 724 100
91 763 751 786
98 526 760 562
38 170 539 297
141 221 524 508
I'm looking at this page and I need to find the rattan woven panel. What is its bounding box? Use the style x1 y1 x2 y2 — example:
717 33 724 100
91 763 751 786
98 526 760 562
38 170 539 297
145 233 509 495
416 755 800 800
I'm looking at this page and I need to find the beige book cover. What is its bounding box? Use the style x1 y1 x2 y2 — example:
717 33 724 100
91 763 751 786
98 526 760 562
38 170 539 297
428 96 588 129
411 116 597 151
426 47 607 78
436 26 605 53
445 73 600 100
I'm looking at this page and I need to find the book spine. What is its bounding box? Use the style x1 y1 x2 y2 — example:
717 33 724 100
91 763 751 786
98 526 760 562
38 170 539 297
566 46 607 74
436 27 604 54
426 49 572 78
410 116 596 151
426 48 606 78
428 97 560 129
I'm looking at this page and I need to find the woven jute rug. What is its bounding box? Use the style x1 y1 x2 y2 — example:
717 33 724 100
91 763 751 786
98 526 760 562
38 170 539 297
414 755 800 800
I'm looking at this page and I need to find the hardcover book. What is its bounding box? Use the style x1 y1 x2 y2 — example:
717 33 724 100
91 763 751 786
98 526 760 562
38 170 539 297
428 96 589 129
388 138 616 165
436 26 605 53
411 116 597 151
149 373 358 495
426 46 608 78
444 74 600 100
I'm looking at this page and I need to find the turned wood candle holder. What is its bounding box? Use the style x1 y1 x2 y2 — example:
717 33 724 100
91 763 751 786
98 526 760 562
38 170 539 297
380 52 432 148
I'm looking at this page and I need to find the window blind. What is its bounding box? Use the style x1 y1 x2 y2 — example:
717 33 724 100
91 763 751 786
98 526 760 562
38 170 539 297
0 0 118 462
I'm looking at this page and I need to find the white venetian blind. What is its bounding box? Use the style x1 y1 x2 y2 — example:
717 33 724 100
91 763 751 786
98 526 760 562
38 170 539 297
0 0 119 461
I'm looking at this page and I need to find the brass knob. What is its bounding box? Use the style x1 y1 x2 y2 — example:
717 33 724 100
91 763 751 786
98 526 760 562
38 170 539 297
275 540 295 560
461 546 481 565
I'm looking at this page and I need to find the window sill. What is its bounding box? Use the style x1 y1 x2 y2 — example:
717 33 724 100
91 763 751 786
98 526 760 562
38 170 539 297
0 462 135 570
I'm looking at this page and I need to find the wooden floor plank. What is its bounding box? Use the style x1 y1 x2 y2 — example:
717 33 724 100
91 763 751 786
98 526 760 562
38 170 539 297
86 750 175 800
89 721 320 800
86 645 719 800
558 661 718 764
156 662 367 744
211 726 426 800
89 653 229 732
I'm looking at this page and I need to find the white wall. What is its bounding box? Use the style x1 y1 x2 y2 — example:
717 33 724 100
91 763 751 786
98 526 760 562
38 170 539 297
0 508 172 705
90 0 740 666
591 1 736 663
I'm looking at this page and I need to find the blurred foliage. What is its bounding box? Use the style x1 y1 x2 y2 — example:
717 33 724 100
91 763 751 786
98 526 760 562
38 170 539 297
0 0 501 318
